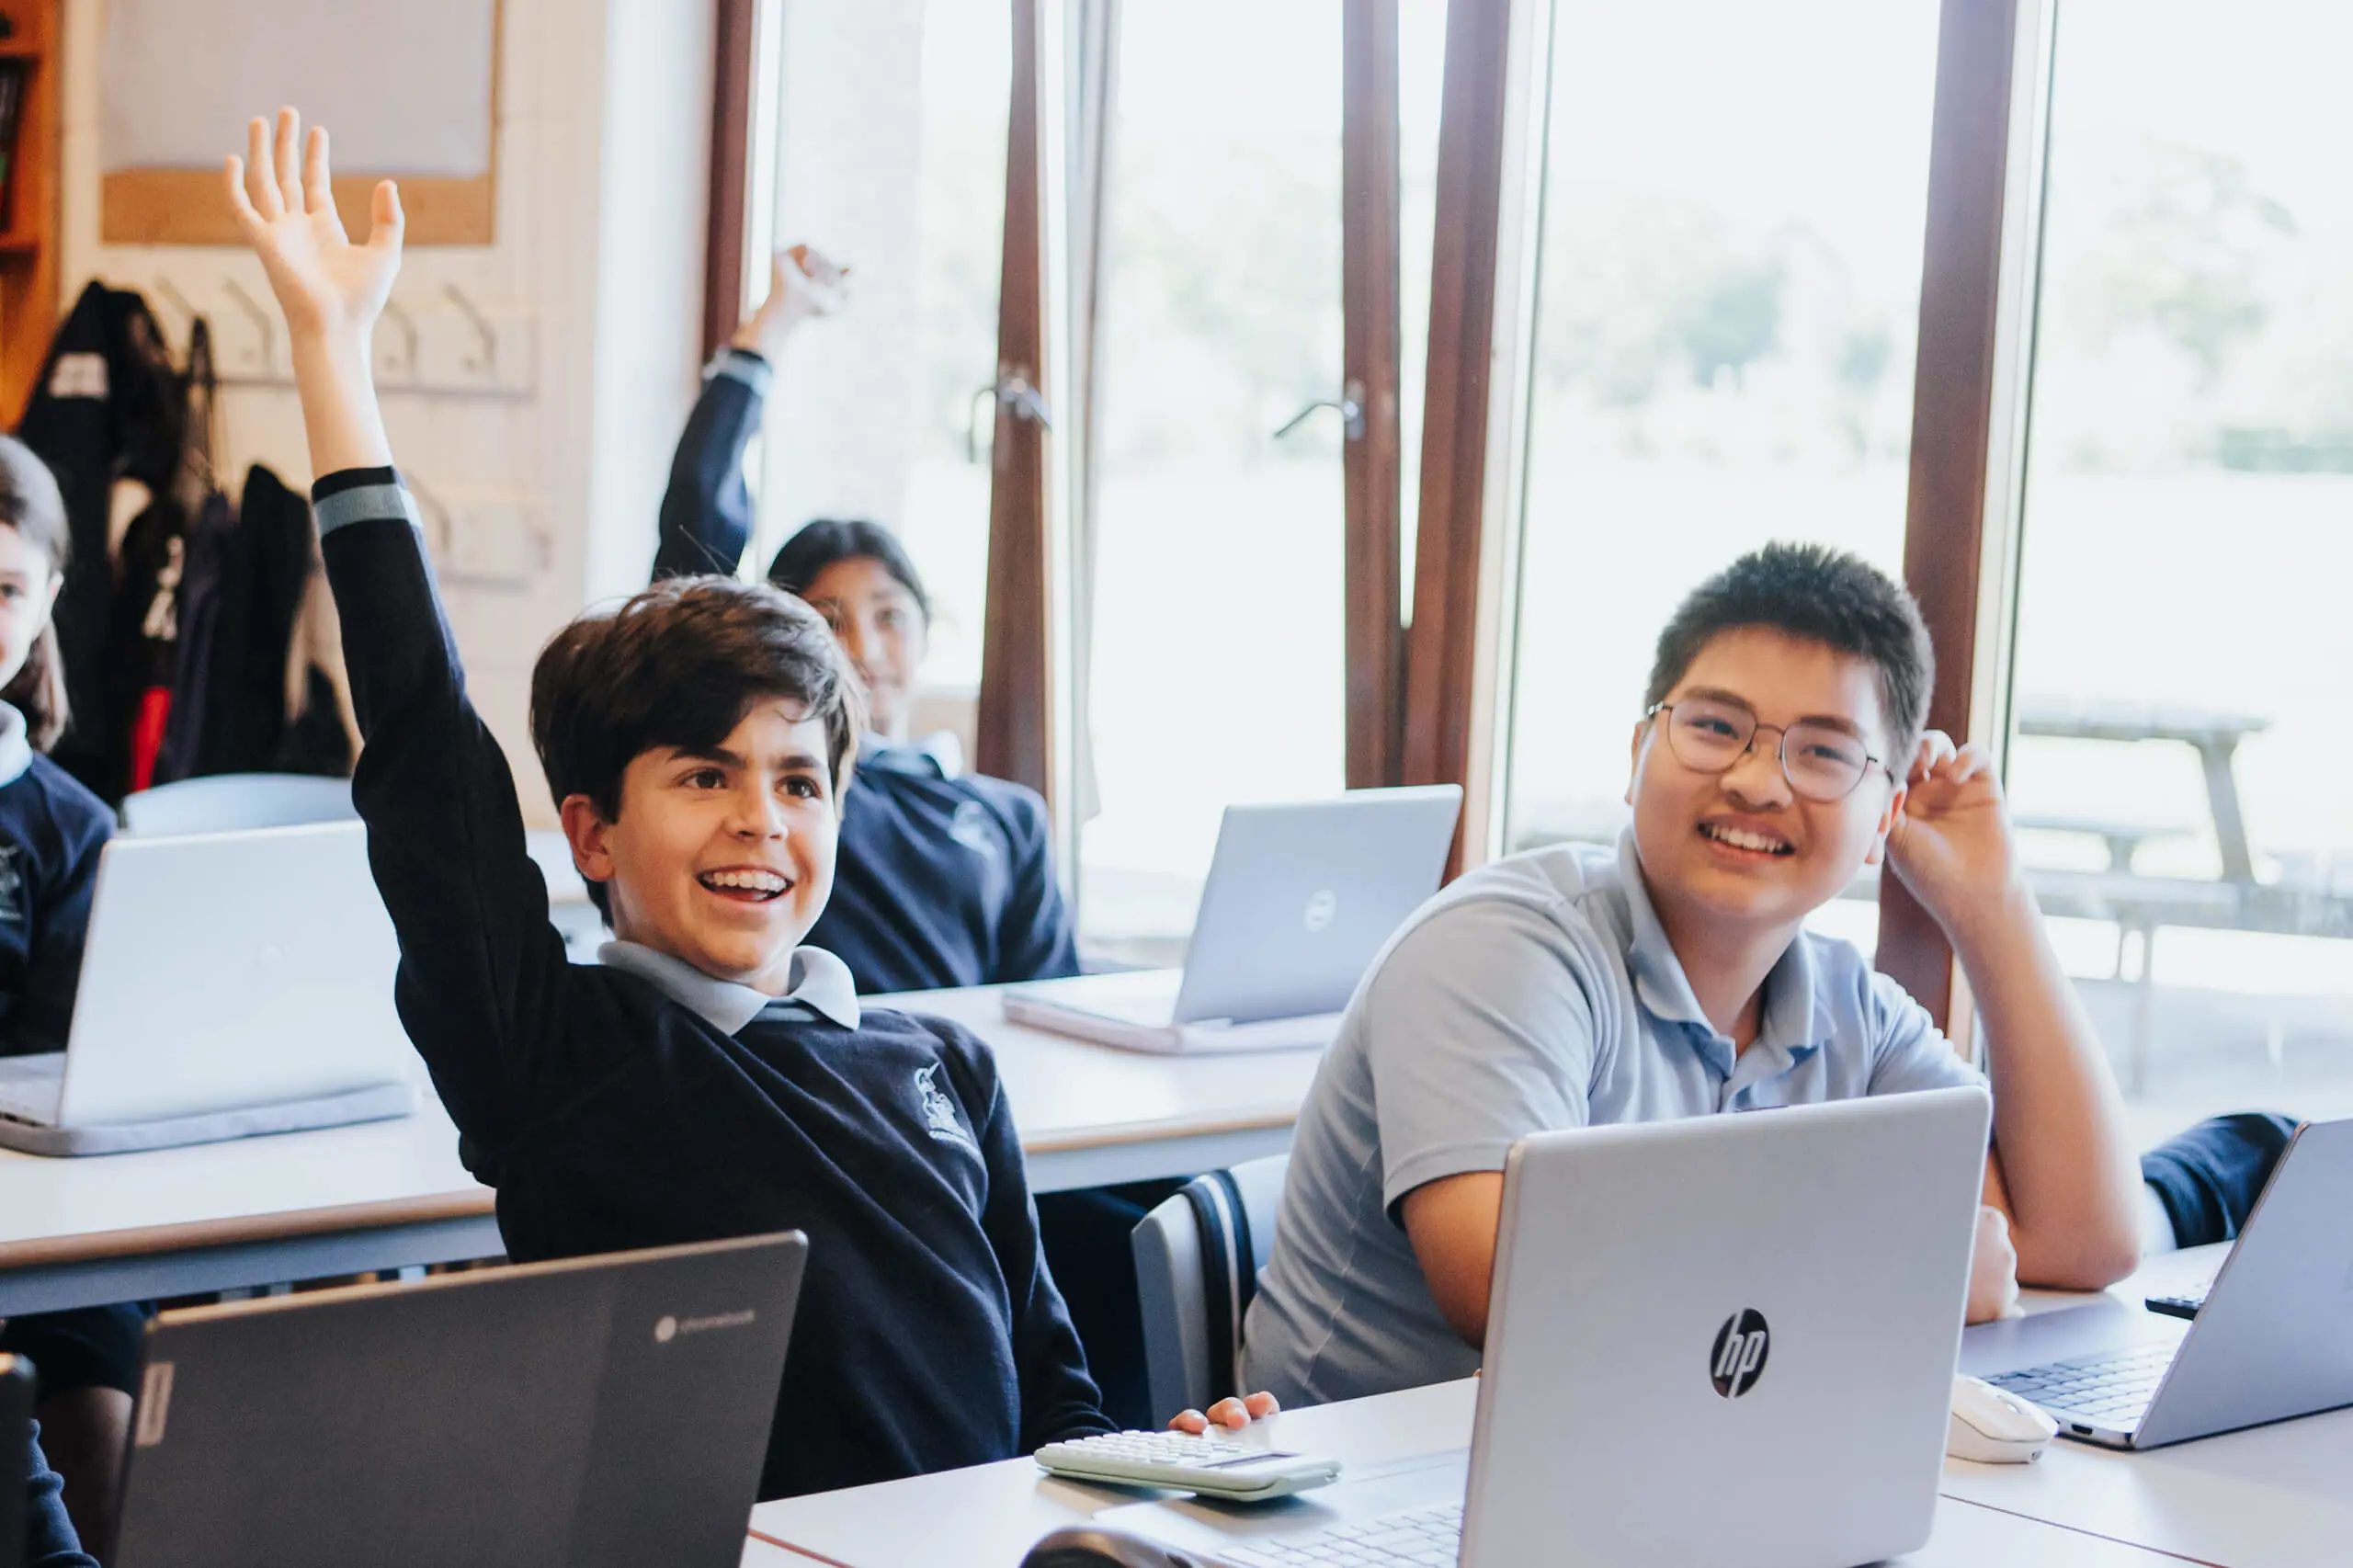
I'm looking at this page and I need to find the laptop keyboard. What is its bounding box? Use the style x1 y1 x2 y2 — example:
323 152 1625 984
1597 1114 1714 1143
1211 1502 1462 1567
1989 1342 2177 1430
0 1052 64 1125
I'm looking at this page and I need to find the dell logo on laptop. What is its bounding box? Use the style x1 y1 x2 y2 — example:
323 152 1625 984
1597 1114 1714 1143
1710 1309 1770 1398
1302 891 1337 933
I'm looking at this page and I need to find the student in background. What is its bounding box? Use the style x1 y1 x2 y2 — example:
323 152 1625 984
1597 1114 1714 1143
223 109 1267 1496
659 250 1159 1423
1245 543 2151 1406
0 437 142 1556
655 245 1079 998
21 1426 97 1568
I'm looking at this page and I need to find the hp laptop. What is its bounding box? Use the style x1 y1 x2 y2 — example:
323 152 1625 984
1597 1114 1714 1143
1114 1086 1993 1566
1962 1114 2353 1449
111 1232 808 1568
0 822 418 1154
1006 787 1461 1052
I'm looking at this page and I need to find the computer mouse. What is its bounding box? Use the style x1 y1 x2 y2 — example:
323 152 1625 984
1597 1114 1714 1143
1947 1373 2057 1463
1020 1526 1212 1568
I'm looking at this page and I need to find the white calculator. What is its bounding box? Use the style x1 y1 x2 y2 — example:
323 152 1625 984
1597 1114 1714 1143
1034 1429 1343 1502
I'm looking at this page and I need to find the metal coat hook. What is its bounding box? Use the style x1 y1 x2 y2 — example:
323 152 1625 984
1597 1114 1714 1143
151 278 201 346
219 278 278 370
401 471 458 558
379 295 420 372
443 283 495 373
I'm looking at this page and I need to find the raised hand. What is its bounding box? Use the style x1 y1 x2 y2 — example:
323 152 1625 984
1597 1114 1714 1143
733 244 849 360
1886 731 2027 936
225 108 404 343
224 108 396 475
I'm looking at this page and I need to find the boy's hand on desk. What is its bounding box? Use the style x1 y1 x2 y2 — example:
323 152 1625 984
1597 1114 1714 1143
1169 1392 1279 1435
226 108 404 346
1887 732 2028 940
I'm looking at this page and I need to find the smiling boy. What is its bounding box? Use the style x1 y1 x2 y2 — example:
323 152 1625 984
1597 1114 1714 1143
1244 542 2144 1406
223 108 1273 1499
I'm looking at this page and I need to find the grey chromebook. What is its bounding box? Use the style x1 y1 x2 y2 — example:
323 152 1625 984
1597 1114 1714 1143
1111 1087 1992 1568
1005 786 1462 1053
109 1233 808 1568
0 822 417 1155
1961 1115 2353 1449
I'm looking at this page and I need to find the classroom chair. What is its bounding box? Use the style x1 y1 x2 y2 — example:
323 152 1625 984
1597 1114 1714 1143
119 771 357 835
1130 1155 1289 1426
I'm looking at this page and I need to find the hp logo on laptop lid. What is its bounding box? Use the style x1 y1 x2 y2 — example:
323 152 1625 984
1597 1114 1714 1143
1302 891 1337 933
1710 1309 1770 1398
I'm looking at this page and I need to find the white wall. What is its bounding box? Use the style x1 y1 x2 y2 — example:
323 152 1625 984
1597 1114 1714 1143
57 0 716 821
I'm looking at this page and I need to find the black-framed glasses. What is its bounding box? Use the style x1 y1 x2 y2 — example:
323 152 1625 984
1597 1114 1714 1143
1644 698 1890 802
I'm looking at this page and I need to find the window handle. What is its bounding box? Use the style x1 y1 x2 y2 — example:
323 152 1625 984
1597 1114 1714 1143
1273 378 1367 441
969 371 1054 464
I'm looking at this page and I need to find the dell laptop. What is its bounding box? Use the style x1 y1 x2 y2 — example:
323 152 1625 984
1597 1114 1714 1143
1113 1085 1993 1566
1006 786 1461 1052
110 1232 808 1568
0 822 418 1154
1961 1114 2353 1449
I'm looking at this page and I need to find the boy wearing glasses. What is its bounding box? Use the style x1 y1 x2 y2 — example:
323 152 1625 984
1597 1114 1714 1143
1244 543 2146 1406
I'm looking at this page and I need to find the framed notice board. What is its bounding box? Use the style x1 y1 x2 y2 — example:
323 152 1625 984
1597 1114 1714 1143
98 0 498 245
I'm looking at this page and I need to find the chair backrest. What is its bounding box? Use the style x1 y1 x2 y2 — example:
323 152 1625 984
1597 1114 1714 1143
1131 1154 1289 1425
120 772 358 836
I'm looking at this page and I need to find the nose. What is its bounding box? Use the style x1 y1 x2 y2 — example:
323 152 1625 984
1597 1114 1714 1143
726 778 790 840
1719 727 1793 809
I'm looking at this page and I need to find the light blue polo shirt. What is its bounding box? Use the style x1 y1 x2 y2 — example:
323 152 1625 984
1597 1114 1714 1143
1242 830 1987 1407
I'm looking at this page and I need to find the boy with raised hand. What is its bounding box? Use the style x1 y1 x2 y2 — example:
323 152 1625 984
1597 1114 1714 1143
223 108 1267 1499
1245 543 2147 1407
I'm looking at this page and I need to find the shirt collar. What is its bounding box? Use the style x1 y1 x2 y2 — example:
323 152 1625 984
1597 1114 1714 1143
1615 827 1829 1072
0 704 28 789
597 939 860 1033
858 731 962 779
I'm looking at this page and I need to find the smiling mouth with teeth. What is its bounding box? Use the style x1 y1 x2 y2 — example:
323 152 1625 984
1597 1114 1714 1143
1699 823 1795 857
699 869 792 902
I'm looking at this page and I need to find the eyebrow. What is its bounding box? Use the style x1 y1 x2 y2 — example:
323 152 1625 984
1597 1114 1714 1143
673 745 830 774
1680 687 1871 743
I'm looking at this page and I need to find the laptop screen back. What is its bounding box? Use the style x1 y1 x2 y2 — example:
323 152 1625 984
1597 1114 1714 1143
61 822 414 1126
112 1233 806 1568
1175 786 1461 1025
1462 1088 1990 1568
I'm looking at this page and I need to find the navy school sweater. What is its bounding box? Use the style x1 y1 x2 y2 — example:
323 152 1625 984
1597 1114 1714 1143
653 349 1082 995
0 704 113 1057
311 468 1110 1499
26 1426 98 1568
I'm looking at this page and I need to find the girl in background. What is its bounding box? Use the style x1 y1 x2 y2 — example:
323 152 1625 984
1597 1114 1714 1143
0 435 135 1560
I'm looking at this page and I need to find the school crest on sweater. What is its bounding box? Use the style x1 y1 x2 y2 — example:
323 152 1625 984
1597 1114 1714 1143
914 1062 978 1153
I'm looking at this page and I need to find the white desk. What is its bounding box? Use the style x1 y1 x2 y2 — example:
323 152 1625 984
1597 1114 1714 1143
881 985 1324 1193
0 983 1324 1314
1941 1244 2353 1568
745 1379 2191 1567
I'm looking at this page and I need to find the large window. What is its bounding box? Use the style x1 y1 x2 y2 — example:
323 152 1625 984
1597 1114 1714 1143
1074 3 1446 961
1499 0 1943 956
748 0 1010 706
2004 0 2353 1140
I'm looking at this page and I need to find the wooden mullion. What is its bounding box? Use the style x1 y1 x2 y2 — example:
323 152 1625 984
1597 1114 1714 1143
1342 0 1406 790
700 0 761 358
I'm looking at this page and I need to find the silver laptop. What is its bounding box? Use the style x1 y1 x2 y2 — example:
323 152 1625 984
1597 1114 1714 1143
1962 1115 2353 1449
111 1232 808 1568
1007 787 1461 1042
0 821 417 1153
1118 1086 1993 1567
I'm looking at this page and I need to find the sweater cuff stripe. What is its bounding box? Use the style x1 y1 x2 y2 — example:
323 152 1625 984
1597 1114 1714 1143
705 347 773 396
314 482 422 538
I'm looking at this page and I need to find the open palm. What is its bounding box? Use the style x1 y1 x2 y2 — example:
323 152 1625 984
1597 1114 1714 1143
226 108 402 338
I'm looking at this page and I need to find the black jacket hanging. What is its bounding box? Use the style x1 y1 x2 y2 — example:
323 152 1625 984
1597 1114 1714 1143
15 282 184 799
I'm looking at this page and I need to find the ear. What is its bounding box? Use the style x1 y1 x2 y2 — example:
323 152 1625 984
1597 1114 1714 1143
1625 718 1651 808
559 793 620 886
1861 777 1907 867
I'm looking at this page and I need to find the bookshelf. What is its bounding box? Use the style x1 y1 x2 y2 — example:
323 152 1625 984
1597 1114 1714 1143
0 0 55 427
